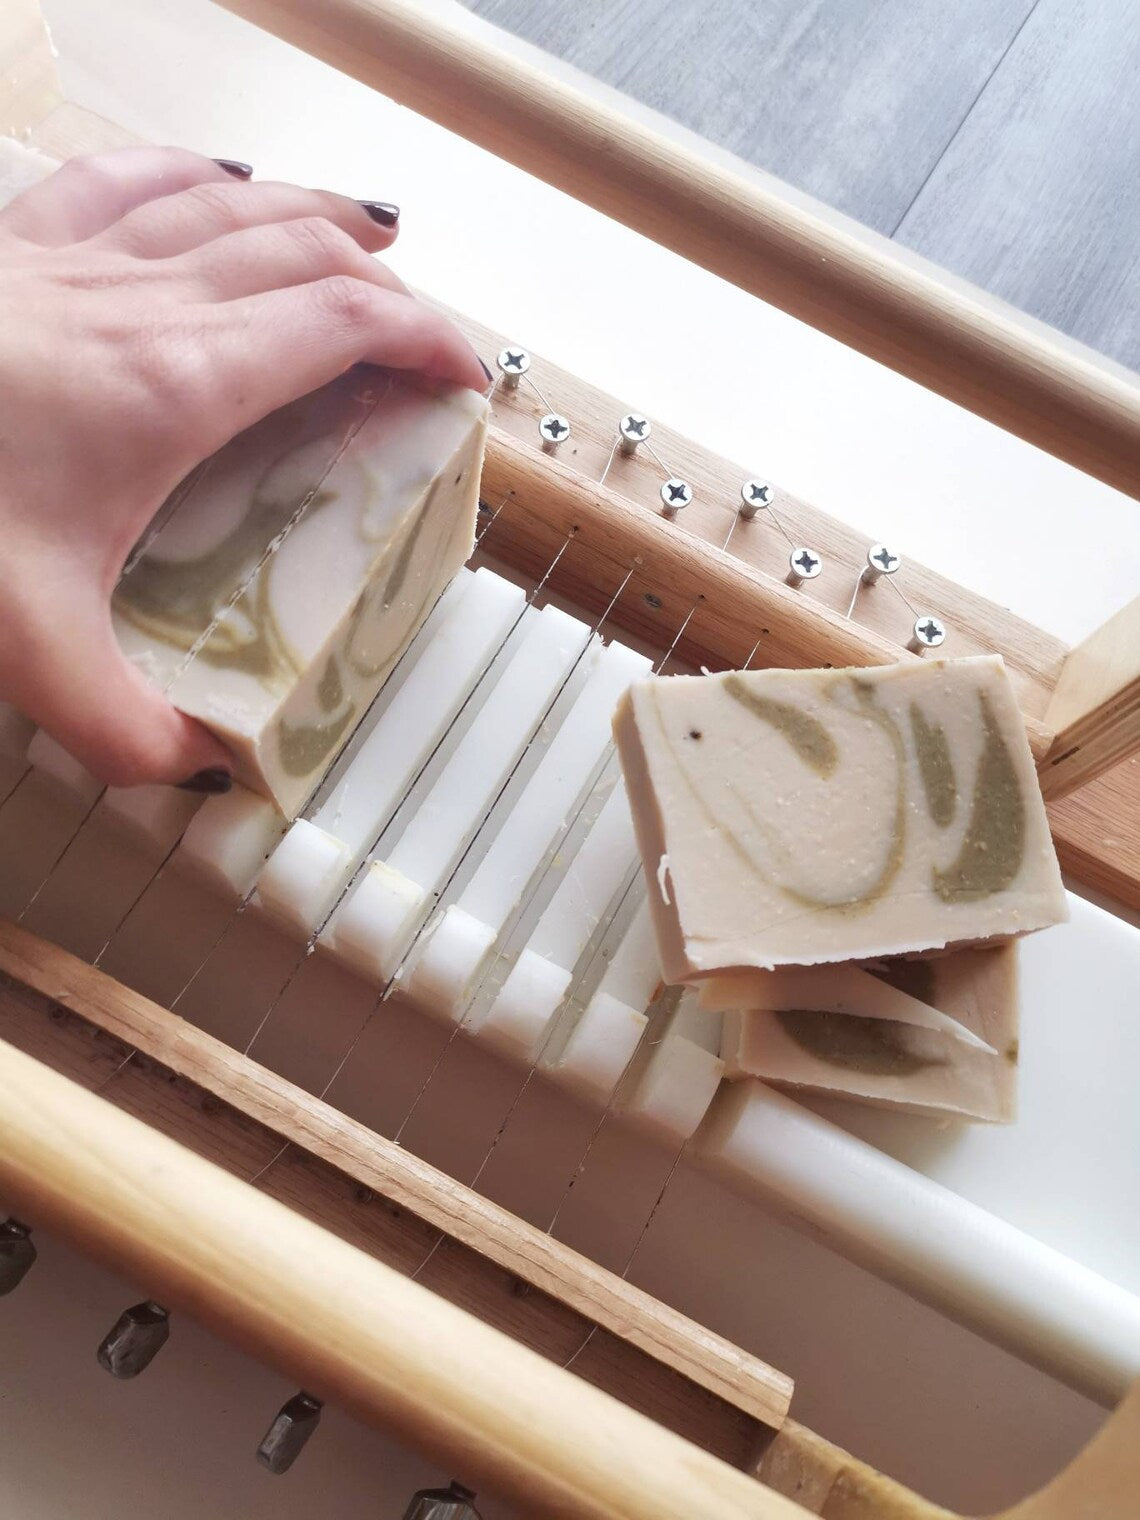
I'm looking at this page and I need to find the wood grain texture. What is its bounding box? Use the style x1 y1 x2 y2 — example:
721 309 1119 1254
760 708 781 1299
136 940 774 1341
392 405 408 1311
0 978 769 1468
469 0 1035 237
896 0 1140 371
452 317 1066 741
0 917 792 1434
1040 596 1140 797
0 1034 806 1520
1049 756 1140 912
753 1386 1140 1520
215 0 1140 496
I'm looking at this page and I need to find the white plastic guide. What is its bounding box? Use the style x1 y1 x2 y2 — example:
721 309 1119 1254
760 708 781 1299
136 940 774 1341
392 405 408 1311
554 895 661 1102
404 638 651 1020
322 601 592 983
466 777 641 1058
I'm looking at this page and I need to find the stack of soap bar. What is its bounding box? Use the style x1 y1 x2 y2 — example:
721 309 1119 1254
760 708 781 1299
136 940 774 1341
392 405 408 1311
113 368 487 818
613 656 1066 979
718 946 1020 1122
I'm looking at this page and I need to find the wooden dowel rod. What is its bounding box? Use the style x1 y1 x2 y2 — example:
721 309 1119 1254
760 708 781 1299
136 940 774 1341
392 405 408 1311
0 1036 803 1520
218 0 1140 497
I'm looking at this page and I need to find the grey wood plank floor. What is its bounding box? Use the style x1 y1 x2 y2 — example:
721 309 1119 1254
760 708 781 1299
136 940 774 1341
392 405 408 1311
469 0 1140 371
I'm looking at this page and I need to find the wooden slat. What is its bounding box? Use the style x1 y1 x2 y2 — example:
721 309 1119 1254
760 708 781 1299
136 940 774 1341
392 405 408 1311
0 978 766 1466
753 1385 1140 1520
217 0 1140 496
0 1033 805 1520
1049 757 1140 912
1039 596 1140 799
0 916 792 1432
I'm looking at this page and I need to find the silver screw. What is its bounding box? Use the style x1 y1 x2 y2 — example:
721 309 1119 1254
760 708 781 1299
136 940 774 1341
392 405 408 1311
739 479 773 519
496 346 530 390
786 546 823 586
660 478 693 514
863 543 900 583
257 1391 323 1475
538 412 570 452
908 615 946 652
618 413 651 455
97 1301 170 1378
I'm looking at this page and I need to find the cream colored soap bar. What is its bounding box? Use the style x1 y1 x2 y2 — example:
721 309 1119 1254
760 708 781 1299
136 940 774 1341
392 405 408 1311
613 657 1066 978
113 369 487 817
696 963 995 1050
720 944 1019 1122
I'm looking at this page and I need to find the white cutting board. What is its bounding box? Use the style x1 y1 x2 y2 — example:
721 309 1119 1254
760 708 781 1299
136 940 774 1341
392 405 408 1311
0 0 1135 1514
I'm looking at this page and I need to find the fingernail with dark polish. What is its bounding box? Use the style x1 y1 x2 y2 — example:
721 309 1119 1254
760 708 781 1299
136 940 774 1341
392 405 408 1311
176 768 233 794
479 358 494 385
359 201 400 227
213 159 253 180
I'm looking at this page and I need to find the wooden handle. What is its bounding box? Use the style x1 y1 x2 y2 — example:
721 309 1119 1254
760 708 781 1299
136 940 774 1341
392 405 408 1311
0 1035 802 1520
217 0 1140 497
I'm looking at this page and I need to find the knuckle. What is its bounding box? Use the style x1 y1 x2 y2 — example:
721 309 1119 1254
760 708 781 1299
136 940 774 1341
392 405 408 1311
57 152 122 195
315 274 376 328
180 179 243 231
284 215 355 269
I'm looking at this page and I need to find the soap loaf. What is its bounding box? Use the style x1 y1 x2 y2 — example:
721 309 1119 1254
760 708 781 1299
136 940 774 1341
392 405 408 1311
113 368 487 817
613 657 1066 979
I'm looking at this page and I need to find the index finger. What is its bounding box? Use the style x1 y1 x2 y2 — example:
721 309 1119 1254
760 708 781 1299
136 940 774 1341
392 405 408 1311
0 145 236 245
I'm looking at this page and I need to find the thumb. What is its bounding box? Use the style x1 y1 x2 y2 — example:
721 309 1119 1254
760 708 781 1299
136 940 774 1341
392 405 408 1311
13 594 233 791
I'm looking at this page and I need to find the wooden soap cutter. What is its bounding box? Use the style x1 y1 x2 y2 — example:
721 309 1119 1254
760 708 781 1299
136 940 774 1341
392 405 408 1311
1 1 1140 1516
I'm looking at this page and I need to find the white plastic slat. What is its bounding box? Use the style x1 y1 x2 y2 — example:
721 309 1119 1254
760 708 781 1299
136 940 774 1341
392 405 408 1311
404 640 650 1019
468 778 640 1056
311 567 523 853
323 603 592 983
386 603 591 888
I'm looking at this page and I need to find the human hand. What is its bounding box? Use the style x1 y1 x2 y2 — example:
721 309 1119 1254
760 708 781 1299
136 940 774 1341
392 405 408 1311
0 146 485 791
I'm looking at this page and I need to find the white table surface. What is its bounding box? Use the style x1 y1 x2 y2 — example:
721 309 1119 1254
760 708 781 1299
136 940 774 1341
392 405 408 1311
3 1 1138 1515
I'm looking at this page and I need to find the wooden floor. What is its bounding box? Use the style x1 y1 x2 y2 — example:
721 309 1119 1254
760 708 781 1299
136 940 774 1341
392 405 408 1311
470 0 1140 372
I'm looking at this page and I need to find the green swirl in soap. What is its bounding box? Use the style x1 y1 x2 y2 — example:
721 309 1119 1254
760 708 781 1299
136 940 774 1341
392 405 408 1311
775 1009 944 1076
723 675 838 777
276 652 357 778
658 675 907 913
345 478 440 679
910 703 956 827
113 464 340 692
933 691 1025 901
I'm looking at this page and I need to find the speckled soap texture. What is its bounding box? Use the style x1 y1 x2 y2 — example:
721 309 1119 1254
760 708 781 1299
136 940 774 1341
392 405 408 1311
113 367 487 818
613 656 1067 979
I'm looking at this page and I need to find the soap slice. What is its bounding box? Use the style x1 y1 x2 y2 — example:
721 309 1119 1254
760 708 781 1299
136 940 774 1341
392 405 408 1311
696 963 995 1051
613 657 1066 979
720 943 1019 1122
114 369 487 817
